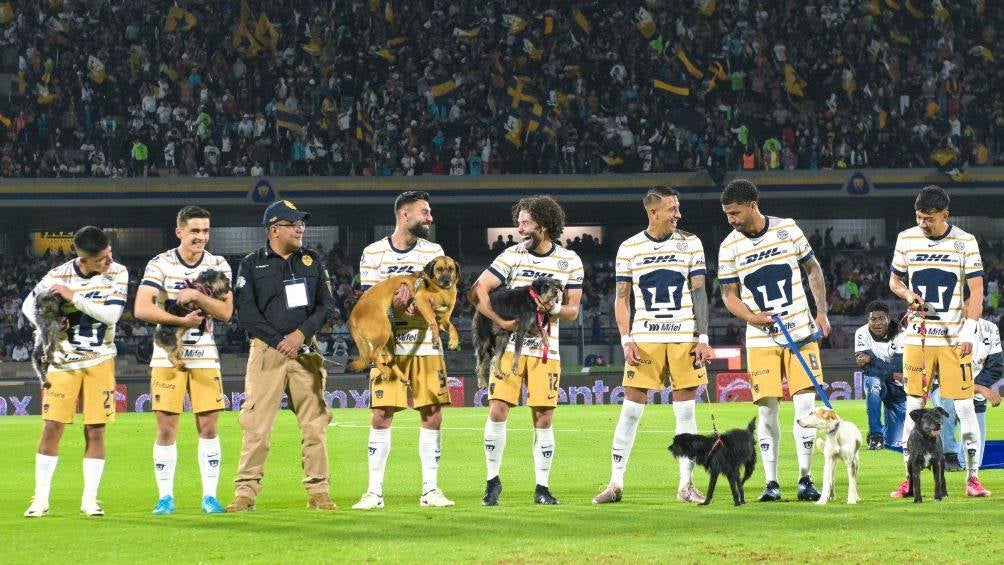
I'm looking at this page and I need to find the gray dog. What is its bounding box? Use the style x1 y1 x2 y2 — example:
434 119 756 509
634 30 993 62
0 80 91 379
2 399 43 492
906 407 949 503
31 290 67 389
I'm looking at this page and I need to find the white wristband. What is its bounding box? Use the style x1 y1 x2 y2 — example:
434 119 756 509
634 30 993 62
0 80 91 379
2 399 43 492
621 335 634 346
549 301 562 315
698 334 709 345
959 318 978 343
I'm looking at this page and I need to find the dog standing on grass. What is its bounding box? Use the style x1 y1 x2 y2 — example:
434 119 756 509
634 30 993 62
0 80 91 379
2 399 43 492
668 419 757 506
796 407 862 505
906 407 950 503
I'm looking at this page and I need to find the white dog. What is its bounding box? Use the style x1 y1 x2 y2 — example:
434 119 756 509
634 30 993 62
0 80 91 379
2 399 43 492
796 407 862 505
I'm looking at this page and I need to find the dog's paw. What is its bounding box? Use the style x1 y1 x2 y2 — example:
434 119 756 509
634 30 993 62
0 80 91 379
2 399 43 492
448 340 460 351
847 498 859 505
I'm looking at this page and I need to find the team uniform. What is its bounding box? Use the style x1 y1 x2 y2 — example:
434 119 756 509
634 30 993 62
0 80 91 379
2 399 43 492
25 260 129 424
485 243 584 407
717 216 822 401
359 237 449 409
616 230 708 391
891 225 982 399
855 325 906 447
141 249 232 414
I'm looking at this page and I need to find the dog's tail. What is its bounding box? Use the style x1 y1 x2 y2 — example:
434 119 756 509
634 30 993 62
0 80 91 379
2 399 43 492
346 322 374 373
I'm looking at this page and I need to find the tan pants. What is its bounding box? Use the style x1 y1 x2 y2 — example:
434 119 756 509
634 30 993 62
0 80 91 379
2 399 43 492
234 339 331 499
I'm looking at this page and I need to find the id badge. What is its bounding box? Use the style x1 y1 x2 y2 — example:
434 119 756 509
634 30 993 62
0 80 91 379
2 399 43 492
284 278 309 308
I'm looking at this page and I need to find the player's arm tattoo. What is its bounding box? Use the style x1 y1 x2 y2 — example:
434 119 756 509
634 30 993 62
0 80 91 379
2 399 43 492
720 281 753 322
690 274 709 336
614 281 633 337
802 257 828 314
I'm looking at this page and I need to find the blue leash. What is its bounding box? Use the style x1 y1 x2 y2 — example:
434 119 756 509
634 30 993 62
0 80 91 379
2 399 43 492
770 314 832 409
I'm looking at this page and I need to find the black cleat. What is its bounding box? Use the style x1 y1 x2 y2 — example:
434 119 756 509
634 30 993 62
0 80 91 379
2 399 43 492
867 433 885 450
482 476 502 506
944 453 964 473
758 480 782 502
534 484 559 505
797 476 821 501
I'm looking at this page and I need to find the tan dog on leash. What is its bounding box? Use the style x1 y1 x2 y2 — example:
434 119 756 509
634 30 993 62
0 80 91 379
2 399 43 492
796 407 862 505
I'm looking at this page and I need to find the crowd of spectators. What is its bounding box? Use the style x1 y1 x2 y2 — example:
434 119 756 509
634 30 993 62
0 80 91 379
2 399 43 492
1 1 1002 180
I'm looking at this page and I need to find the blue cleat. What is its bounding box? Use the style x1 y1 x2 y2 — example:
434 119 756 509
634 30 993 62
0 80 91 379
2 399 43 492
201 495 225 514
152 495 175 515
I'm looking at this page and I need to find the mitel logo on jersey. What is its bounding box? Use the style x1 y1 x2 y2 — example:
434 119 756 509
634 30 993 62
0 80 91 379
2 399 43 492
741 248 783 266
518 269 553 280
183 348 206 358
912 253 954 262
646 322 683 332
640 254 680 265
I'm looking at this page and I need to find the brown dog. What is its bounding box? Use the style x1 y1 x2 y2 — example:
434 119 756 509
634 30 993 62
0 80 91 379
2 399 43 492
348 256 461 380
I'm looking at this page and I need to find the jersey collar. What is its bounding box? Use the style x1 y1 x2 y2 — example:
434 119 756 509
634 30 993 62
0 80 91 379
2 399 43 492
175 248 204 269
644 230 673 243
528 241 556 258
925 224 953 241
388 236 417 254
742 216 770 240
72 259 97 279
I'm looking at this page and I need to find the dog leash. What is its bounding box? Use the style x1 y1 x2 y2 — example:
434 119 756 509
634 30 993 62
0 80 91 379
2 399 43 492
701 381 725 454
770 314 832 409
906 300 931 406
527 287 552 363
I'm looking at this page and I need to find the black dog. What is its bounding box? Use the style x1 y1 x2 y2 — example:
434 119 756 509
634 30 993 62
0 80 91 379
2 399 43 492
154 269 230 369
31 290 67 388
669 419 757 506
472 277 564 387
906 407 949 503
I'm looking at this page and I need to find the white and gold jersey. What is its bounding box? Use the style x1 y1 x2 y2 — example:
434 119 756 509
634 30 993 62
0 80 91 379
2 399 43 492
717 216 816 348
141 249 232 369
487 243 584 360
891 225 983 347
30 260 129 371
616 230 706 343
359 237 444 356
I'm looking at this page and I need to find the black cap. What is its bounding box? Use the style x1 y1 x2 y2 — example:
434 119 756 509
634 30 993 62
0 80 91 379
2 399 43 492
263 200 311 227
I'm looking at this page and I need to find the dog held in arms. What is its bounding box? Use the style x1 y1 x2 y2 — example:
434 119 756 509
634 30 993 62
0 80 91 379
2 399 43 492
154 269 231 369
668 419 757 506
796 407 862 504
348 256 461 381
905 407 950 503
471 277 564 387
31 289 67 388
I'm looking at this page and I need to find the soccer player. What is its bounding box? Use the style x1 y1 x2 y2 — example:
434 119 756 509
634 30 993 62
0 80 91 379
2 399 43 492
853 301 906 450
593 186 713 504
22 226 129 517
352 191 455 510
134 206 234 514
472 195 583 506
717 179 828 502
889 185 990 497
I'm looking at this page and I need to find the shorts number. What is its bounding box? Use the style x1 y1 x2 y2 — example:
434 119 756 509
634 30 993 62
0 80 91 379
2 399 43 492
548 372 558 392
960 363 972 382
102 390 112 410
438 371 447 390
689 351 702 370
808 353 819 371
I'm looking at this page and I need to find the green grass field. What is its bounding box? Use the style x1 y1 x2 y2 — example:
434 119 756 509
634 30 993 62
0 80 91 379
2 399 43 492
2 401 1002 563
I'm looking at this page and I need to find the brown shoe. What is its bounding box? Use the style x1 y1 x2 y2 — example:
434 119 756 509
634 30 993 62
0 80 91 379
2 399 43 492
307 492 338 510
225 495 255 513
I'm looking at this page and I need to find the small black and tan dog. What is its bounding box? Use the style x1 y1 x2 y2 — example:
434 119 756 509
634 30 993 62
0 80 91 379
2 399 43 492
154 269 231 369
906 407 949 503
669 419 758 506
471 277 564 387
31 290 67 388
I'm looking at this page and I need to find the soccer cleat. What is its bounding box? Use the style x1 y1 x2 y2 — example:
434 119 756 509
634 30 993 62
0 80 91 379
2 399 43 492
890 478 912 498
797 476 821 501
225 495 255 513
966 476 992 497
867 433 884 450
534 484 559 505
677 484 707 504
201 495 225 514
758 481 782 502
592 484 623 504
944 453 964 473
80 501 105 516
23 498 48 518
482 476 503 507
152 495 175 515
351 492 384 510
307 492 338 510
420 488 455 507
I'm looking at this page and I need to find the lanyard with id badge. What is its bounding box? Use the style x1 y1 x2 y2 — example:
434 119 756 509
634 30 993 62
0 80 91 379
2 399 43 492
283 259 309 309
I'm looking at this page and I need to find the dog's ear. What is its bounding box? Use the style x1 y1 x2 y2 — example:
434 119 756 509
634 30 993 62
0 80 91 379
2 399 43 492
936 406 950 418
909 409 925 424
822 408 838 421
747 418 757 433
451 257 461 278
423 258 438 279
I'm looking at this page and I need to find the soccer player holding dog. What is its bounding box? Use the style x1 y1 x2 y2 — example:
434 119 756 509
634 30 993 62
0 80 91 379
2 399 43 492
717 179 827 502
134 206 233 514
889 186 991 498
472 195 583 506
22 226 129 517
593 186 713 504
352 191 455 510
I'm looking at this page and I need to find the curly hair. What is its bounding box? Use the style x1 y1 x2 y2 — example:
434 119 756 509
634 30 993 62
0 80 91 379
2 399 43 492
720 178 759 205
512 195 565 239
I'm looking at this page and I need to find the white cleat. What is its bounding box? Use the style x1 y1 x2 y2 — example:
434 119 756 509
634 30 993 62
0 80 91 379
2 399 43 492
592 484 623 504
24 498 49 518
677 484 707 504
420 488 455 507
80 501 105 516
351 492 385 510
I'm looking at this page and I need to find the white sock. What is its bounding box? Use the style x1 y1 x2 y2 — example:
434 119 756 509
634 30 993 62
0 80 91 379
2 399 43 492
484 419 507 480
902 395 924 466
82 458 105 506
153 443 177 499
418 427 441 494
757 399 780 483
792 393 816 478
197 437 221 498
673 399 697 490
954 398 981 478
610 400 645 487
533 426 555 487
367 428 391 496
34 454 58 504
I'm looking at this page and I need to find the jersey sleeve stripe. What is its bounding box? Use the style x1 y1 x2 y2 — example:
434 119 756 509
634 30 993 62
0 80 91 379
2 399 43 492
487 266 506 284
615 275 632 283
966 270 985 279
360 284 372 290
106 299 126 306
797 250 815 264
718 276 739 284
890 266 906 277
690 268 707 277
566 283 582 289
140 280 163 290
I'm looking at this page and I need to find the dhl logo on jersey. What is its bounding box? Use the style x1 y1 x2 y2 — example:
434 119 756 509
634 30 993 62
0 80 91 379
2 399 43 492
911 253 957 263
639 254 683 265
741 247 784 266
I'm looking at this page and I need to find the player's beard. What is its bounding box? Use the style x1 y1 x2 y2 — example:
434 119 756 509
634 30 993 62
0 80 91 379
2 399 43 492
524 231 542 251
408 221 430 239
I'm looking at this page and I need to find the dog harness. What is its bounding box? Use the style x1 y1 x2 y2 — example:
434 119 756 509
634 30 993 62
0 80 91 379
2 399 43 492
528 287 552 363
